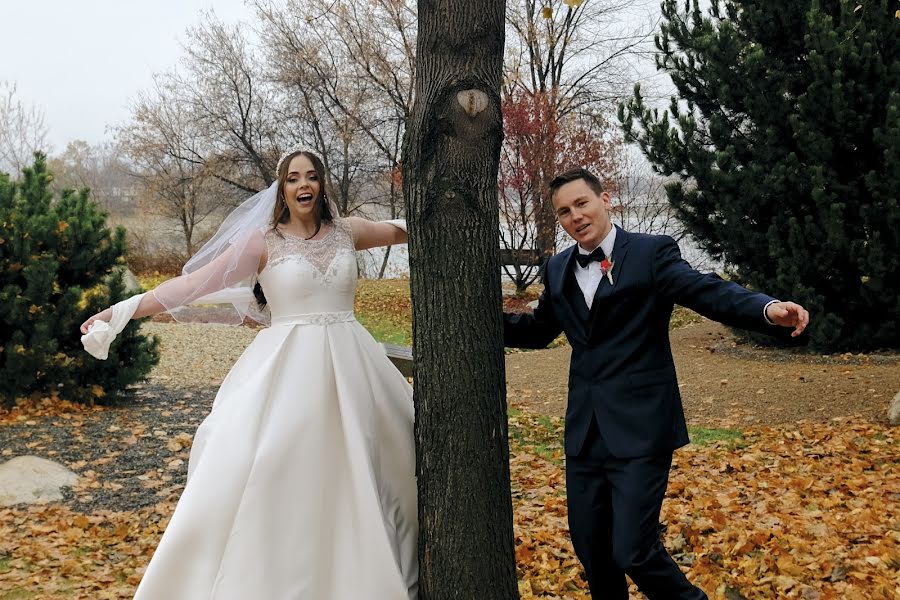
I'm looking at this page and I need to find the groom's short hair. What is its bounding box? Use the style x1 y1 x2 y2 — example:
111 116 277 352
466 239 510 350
549 168 605 200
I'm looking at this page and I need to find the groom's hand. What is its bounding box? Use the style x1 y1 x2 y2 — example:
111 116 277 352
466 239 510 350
766 301 809 337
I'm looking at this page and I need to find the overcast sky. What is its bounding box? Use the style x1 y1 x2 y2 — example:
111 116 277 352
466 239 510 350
3 0 671 155
2 0 251 152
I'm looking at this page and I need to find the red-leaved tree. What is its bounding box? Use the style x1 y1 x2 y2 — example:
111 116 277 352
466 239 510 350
499 89 619 292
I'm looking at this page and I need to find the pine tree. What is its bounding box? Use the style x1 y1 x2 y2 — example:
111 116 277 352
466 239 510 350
0 154 158 407
620 0 900 351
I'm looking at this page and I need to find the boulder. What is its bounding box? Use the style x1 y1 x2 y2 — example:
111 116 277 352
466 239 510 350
888 391 900 426
120 268 143 294
0 456 79 506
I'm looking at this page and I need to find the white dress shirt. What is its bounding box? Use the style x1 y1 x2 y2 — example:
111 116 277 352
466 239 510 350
574 226 617 310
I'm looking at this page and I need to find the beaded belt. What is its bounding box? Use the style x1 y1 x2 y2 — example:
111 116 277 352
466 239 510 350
270 311 356 327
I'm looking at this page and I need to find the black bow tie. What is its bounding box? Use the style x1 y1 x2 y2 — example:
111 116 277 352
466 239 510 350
575 247 606 269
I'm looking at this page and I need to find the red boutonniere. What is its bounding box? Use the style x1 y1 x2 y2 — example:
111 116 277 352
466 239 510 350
600 257 614 285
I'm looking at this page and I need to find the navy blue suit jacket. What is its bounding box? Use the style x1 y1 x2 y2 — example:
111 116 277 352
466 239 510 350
504 227 777 458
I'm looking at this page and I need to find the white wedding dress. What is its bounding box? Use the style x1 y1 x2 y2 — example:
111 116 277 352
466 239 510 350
134 219 418 599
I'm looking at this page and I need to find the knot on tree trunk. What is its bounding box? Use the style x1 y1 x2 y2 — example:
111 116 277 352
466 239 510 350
457 89 488 117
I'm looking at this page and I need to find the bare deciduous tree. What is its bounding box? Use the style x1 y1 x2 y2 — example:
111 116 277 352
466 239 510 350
122 11 284 198
175 12 284 192
505 0 660 114
611 153 715 270
117 80 239 258
0 81 49 175
48 140 135 213
255 0 417 277
610 146 682 236
494 0 658 287
499 90 622 291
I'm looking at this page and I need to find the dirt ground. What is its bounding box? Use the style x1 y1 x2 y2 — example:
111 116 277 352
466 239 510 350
505 319 900 427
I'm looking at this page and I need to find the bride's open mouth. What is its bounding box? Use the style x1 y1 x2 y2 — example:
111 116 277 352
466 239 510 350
296 193 313 206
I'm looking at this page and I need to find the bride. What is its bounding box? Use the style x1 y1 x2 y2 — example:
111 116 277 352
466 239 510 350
80 149 418 599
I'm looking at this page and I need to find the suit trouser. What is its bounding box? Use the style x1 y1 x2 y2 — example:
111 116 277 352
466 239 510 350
565 417 707 600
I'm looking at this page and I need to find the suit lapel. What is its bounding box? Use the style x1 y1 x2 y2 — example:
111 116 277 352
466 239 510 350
549 246 591 338
550 245 577 302
588 226 630 331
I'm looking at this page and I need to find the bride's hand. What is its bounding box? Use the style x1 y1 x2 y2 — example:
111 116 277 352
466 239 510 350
80 308 113 335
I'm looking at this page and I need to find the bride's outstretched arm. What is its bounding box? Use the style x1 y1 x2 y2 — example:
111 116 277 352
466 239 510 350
80 229 267 334
346 216 407 250
79 290 166 334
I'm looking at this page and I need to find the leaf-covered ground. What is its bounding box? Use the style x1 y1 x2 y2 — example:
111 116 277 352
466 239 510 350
1 280 897 598
509 410 899 599
1 394 896 599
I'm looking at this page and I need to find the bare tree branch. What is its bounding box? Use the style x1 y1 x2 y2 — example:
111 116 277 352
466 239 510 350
0 81 49 175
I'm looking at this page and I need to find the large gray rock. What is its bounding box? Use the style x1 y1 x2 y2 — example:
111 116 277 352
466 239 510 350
120 268 143 294
888 391 900 426
0 456 79 506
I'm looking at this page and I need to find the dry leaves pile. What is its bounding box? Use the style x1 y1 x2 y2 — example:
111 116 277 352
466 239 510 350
1 401 897 599
511 410 899 599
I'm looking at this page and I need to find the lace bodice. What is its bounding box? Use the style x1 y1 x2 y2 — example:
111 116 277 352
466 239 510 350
256 218 358 319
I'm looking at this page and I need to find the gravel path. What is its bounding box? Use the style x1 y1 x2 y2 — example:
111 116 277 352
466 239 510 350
141 320 258 384
0 322 259 513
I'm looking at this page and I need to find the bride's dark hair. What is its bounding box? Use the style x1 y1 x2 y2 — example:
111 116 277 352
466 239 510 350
253 150 335 309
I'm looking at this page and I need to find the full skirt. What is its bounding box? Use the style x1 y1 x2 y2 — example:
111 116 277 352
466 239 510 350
133 320 418 599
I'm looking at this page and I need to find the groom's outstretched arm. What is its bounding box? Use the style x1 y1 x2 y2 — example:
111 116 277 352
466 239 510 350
653 236 781 335
503 287 563 349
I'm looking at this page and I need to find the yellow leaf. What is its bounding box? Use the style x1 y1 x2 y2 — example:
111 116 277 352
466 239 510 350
91 385 105 398
57 220 69 233
72 515 90 530
563 0 584 6
542 6 552 19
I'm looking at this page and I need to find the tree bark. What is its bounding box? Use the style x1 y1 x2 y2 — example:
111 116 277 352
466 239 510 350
377 244 392 279
403 1 517 598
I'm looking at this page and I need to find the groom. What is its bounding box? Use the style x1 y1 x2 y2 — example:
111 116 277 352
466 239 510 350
503 168 809 599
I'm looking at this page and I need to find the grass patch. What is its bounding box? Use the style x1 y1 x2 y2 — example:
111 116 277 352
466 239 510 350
0 590 39 600
509 412 745 460
688 426 744 447
354 280 412 345
135 271 173 291
670 306 705 330
0 557 10 573
355 314 410 346
507 406 564 464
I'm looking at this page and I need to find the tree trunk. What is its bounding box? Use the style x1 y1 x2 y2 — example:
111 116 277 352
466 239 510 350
535 189 558 262
377 244 392 279
403 1 517 598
